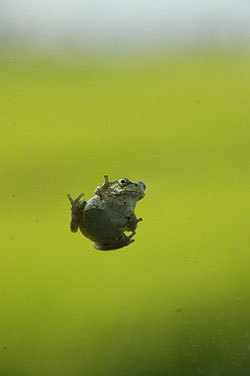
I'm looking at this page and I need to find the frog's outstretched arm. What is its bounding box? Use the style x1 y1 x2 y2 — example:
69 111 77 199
94 175 118 198
67 193 86 232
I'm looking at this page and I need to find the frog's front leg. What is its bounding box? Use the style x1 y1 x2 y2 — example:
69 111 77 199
94 174 118 199
126 218 143 242
125 213 143 232
67 193 86 232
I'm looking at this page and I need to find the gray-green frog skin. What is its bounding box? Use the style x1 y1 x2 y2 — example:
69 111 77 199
67 175 146 250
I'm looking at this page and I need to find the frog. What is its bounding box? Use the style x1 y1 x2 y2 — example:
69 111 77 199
67 175 146 250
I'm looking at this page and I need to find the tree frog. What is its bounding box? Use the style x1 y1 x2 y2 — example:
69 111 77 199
67 175 146 250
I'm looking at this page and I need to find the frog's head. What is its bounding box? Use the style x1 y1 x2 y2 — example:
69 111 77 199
111 177 146 201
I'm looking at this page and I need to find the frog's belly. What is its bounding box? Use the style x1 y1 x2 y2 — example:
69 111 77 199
81 208 126 242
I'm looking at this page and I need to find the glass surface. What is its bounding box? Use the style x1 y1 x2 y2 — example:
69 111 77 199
1 3 250 375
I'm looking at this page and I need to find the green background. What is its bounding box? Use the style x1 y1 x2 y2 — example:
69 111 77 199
1 50 250 375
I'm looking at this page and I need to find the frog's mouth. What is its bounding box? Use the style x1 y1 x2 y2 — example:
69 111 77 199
127 181 146 196
126 190 145 196
114 186 146 198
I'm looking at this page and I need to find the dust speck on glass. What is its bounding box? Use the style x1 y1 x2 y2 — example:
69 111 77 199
67 175 146 250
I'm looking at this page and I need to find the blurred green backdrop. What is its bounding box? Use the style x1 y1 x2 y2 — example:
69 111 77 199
1 49 250 376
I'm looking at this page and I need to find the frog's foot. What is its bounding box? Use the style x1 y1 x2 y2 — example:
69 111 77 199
136 218 143 223
67 193 86 213
128 231 136 240
94 175 118 198
67 193 86 232
104 174 118 186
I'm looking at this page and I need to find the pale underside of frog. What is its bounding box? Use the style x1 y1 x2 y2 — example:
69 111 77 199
67 175 146 250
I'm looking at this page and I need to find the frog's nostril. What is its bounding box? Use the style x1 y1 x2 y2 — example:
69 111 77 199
138 182 146 190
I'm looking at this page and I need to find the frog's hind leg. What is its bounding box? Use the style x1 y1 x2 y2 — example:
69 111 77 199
67 193 86 232
94 233 134 251
93 242 115 251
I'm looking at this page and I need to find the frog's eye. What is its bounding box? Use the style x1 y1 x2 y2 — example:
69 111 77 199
118 178 130 187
